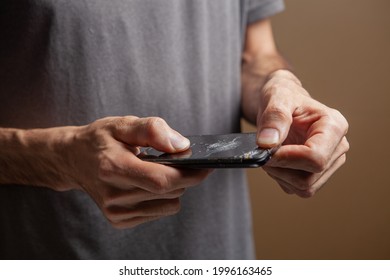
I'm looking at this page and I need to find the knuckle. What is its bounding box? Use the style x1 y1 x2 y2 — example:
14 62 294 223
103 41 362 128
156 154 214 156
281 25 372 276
144 117 167 137
297 181 311 191
99 188 120 209
341 117 349 135
329 108 349 135
167 188 186 198
341 153 347 163
299 189 316 199
103 117 128 134
343 138 350 153
114 116 139 129
262 105 290 124
104 206 137 224
339 154 347 167
163 199 181 215
100 196 112 210
308 150 328 173
171 205 181 215
294 173 316 191
101 206 116 223
148 173 171 194
115 117 128 129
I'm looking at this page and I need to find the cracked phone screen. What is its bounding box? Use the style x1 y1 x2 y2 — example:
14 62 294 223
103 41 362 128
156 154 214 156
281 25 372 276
138 132 272 168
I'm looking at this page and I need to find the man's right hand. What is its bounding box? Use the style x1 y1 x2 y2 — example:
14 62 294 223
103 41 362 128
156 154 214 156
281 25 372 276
0 116 211 229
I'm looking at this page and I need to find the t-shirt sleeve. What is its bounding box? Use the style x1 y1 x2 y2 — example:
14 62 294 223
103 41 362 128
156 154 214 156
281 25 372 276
245 0 285 24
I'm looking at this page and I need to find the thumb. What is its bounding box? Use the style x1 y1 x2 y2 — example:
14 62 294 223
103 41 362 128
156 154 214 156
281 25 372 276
256 105 293 148
112 116 190 153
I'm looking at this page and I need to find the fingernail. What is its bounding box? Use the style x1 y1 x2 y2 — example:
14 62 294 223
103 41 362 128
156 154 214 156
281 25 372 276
258 128 280 147
170 133 190 151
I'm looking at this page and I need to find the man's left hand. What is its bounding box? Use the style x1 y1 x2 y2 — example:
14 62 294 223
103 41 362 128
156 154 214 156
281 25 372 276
256 70 349 197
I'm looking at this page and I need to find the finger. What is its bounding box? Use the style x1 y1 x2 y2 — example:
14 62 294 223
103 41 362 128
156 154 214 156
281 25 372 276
256 87 295 148
102 187 186 207
104 198 181 224
264 152 347 192
305 154 347 195
266 172 296 195
299 108 348 168
263 165 321 192
266 136 349 173
134 164 212 194
110 116 190 153
282 186 295 194
265 153 347 198
102 154 212 194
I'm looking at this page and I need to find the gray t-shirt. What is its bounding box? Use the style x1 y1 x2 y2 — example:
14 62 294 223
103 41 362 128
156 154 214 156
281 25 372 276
0 0 284 259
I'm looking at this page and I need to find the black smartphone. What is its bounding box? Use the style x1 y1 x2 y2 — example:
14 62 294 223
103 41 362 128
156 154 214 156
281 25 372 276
138 132 272 168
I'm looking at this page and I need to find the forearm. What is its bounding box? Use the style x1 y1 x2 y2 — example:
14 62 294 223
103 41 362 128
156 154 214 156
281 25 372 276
0 127 78 190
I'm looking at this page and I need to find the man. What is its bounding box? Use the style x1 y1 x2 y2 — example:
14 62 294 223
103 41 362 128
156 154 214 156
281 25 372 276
0 0 348 259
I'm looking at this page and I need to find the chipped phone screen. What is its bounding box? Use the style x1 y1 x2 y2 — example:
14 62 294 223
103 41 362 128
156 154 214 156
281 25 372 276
138 132 272 168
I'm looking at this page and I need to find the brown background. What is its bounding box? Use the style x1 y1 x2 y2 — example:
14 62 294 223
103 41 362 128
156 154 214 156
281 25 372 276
245 0 390 259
